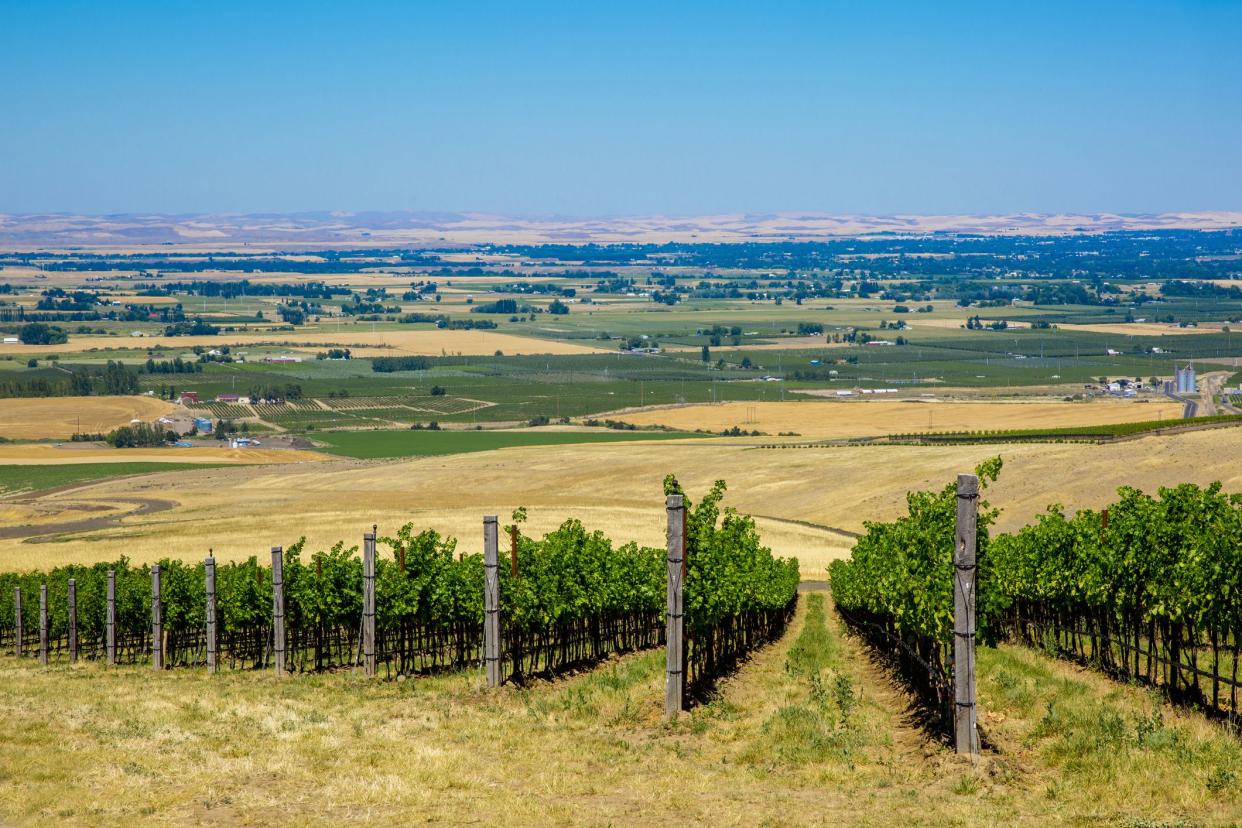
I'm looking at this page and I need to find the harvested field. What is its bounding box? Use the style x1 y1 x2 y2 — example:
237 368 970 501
612 398 1182 439
0 395 177 440
4 427 1241 577
0 444 326 465
0 329 606 357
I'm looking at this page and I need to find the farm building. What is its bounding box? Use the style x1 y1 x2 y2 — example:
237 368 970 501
193 417 213 434
216 393 241 403
263 355 302 364
178 391 200 404
2 336 18 344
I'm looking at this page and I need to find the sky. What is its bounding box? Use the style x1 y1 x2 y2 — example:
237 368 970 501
1 0 1240 216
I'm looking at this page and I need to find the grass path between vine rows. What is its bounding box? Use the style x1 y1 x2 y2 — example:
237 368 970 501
0 595 1239 826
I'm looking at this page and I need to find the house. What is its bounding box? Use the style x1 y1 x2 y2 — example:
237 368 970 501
178 391 199 404
216 393 241 403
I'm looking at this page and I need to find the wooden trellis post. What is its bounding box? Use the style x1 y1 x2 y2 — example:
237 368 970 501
39 585 48 666
362 530 376 678
68 579 78 663
482 515 501 688
272 546 286 677
13 587 21 658
151 564 163 670
205 555 217 674
665 494 686 720
106 570 116 665
954 473 980 757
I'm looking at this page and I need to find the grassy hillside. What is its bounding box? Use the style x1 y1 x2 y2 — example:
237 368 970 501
1 594 1237 825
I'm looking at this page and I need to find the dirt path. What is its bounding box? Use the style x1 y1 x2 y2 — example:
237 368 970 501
0 496 178 541
1199 370 1232 417
823 596 942 762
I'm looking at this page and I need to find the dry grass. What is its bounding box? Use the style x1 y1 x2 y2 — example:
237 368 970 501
4 427 1242 576
1 594 1238 826
0 329 605 357
613 398 1183 440
0 396 178 440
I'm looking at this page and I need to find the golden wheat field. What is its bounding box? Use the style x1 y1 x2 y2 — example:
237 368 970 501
3 427 1242 576
0 328 605 357
0 396 178 440
612 398 1182 439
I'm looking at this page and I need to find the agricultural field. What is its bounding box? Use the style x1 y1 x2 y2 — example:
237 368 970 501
614 397 1182 439
0 462 230 496
312 427 703 458
0 395 176 440
1 593 1238 825
3 425 1242 576
3 237 1242 825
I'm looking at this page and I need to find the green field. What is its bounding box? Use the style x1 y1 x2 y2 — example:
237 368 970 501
312 428 704 459
0 462 230 495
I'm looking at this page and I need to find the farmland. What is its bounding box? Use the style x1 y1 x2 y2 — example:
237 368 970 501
3 235 1242 825
0 396 176 440
614 398 1181 439
312 428 702 459
1 595 1238 825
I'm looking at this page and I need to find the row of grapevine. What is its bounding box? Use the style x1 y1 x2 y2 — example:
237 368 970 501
828 458 1000 733
830 457 1242 729
992 482 1242 718
665 475 800 703
0 519 658 678
1 480 795 699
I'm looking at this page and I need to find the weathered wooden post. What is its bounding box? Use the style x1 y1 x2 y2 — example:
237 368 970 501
482 515 501 688
68 579 78 663
205 555 217 674
362 530 377 678
151 564 163 670
39 585 48 666
271 546 286 676
13 587 22 658
954 473 980 757
665 494 686 720
105 570 116 665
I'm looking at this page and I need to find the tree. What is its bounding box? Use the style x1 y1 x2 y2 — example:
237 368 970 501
701 345 710 362
18 322 68 345
547 299 569 315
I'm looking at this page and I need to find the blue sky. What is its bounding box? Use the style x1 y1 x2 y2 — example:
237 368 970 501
1 1 1239 215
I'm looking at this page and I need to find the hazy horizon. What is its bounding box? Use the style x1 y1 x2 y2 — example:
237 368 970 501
3 1 1240 216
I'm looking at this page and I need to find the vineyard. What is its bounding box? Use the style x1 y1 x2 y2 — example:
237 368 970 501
0 480 797 707
831 457 1242 738
186 395 495 429
668 475 800 701
992 482 1242 719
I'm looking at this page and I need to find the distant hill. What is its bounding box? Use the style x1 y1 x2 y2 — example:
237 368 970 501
0 210 1239 249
